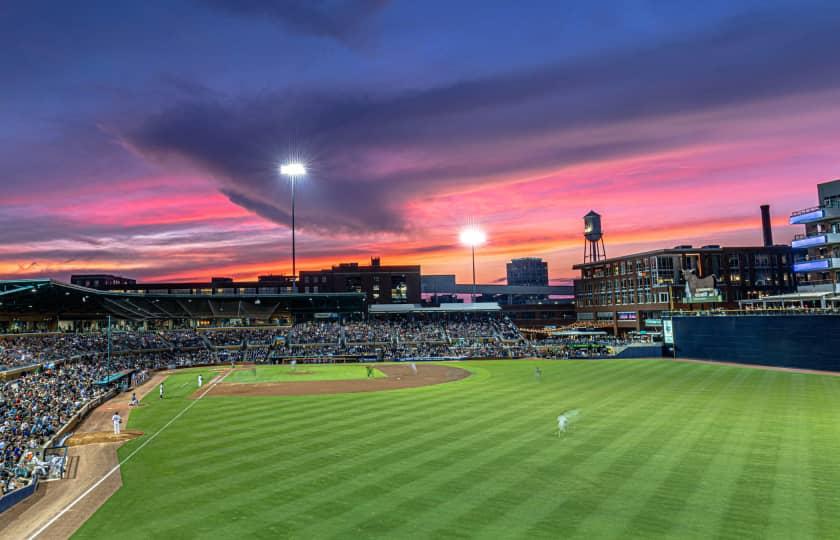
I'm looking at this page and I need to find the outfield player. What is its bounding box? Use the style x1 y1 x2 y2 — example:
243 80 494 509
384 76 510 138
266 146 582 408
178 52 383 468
535 367 542 381
112 412 122 435
557 414 568 435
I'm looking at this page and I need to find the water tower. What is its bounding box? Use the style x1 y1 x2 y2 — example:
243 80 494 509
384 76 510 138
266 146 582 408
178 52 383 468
583 210 606 263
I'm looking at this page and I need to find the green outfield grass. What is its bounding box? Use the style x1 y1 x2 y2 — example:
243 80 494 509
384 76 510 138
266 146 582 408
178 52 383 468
224 364 385 383
74 360 840 539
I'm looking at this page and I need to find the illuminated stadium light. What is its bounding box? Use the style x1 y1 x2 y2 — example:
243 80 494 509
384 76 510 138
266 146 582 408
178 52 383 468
459 226 487 247
279 163 306 176
279 162 307 285
460 225 487 302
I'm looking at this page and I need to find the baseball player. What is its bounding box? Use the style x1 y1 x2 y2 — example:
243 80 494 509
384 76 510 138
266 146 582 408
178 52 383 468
410 362 418 376
198 374 203 387
557 414 568 435
159 382 165 399
366 365 374 378
112 412 122 435
535 367 542 381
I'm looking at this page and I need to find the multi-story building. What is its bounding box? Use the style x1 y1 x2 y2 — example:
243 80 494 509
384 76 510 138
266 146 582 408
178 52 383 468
574 245 794 333
790 179 840 294
506 257 549 286
298 258 421 304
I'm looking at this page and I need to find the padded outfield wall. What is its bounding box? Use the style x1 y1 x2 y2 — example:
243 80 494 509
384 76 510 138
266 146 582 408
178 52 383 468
672 315 840 372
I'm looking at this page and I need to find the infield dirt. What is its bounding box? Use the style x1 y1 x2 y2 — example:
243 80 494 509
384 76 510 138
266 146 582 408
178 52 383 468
198 363 470 397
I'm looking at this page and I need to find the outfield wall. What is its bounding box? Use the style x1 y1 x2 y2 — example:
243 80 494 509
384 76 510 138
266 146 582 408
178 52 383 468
672 315 840 371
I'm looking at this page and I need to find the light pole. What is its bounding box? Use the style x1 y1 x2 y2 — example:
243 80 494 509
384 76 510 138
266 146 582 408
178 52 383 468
280 163 306 290
459 226 487 303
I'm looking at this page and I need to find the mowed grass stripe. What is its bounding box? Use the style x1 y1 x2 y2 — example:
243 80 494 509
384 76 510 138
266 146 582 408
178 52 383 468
286 362 666 539
622 368 753 537
73 360 840 539
397 361 690 539
574 366 753 538
808 375 840 539
468 362 728 539
767 373 818 537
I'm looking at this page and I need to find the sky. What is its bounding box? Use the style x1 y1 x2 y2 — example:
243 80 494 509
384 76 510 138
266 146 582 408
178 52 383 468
2 0 840 284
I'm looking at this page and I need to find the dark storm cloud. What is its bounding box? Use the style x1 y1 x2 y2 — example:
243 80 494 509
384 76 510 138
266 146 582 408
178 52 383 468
124 4 840 234
199 0 388 45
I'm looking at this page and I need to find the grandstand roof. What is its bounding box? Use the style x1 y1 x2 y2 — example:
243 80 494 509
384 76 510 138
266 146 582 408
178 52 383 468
368 302 502 314
0 279 367 321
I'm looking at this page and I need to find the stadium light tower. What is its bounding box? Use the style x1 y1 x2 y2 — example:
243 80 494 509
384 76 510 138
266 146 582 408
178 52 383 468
459 225 487 302
279 162 307 288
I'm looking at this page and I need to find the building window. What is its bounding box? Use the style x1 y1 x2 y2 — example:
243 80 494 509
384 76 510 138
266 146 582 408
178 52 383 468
658 292 669 303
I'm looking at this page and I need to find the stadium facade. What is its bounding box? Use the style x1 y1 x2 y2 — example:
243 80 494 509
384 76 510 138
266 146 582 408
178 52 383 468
574 244 795 334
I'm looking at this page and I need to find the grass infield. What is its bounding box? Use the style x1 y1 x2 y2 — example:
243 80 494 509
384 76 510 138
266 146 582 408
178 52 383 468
224 364 385 383
73 360 840 539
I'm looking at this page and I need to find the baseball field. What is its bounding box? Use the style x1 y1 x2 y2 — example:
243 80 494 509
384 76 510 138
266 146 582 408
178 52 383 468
73 359 840 539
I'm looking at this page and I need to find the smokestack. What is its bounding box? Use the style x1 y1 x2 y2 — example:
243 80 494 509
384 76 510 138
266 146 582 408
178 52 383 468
760 205 773 247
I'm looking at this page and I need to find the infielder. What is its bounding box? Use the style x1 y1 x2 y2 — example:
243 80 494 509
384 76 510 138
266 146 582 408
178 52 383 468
112 412 122 435
197 374 203 387
159 382 164 399
410 362 418 376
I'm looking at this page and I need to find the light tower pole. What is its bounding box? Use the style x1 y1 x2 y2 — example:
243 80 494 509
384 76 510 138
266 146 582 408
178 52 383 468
280 163 306 290
459 225 487 303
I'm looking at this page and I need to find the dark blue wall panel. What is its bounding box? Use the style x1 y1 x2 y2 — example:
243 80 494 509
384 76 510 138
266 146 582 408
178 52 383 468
673 315 840 371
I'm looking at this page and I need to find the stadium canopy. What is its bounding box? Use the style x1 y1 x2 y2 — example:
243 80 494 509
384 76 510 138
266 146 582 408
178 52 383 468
0 279 367 322
369 302 502 314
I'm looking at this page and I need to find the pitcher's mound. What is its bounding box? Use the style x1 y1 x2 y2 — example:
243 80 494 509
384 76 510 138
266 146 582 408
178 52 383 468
66 431 144 446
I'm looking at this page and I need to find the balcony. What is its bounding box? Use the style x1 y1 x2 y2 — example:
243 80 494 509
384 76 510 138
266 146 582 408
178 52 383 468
792 257 840 273
796 279 840 294
791 232 840 249
790 204 840 224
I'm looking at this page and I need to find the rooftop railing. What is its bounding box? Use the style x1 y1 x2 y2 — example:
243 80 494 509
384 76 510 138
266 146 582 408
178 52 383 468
665 307 840 317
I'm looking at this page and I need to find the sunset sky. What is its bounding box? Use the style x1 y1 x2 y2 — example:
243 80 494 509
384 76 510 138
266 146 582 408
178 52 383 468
3 0 840 284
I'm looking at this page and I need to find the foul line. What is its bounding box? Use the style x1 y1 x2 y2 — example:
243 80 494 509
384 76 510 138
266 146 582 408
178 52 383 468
27 369 233 540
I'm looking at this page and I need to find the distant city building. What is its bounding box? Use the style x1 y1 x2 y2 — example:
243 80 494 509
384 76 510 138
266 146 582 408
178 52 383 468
299 258 421 304
506 257 548 286
574 244 794 334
